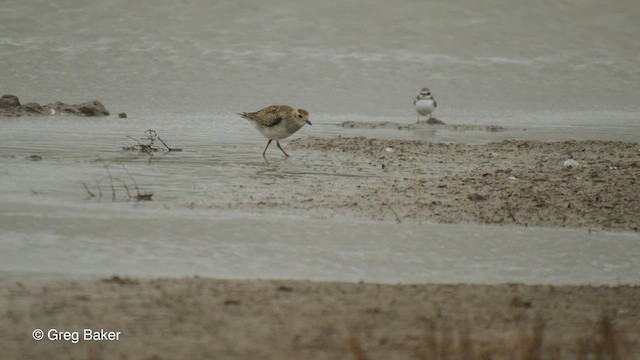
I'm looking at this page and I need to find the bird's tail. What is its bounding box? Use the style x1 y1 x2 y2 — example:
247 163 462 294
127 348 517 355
237 112 251 120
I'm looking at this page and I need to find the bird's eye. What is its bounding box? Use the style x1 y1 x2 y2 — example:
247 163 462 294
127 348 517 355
297 114 302 118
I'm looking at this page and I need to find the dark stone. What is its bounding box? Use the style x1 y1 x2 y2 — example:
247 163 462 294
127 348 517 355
468 193 487 201
118 112 127 118
76 100 110 116
22 102 44 113
277 285 293 292
0 94 21 108
422 117 445 125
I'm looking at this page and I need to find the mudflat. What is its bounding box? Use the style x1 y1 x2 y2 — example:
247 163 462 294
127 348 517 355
207 135 639 232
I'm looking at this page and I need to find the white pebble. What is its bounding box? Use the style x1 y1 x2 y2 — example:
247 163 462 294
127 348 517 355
563 159 579 168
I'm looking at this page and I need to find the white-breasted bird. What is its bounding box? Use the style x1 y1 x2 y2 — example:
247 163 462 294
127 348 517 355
238 105 312 157
414 87 437 122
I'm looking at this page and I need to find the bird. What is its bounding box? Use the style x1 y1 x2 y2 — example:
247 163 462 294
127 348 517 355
238 105 312 157
414 87 437 122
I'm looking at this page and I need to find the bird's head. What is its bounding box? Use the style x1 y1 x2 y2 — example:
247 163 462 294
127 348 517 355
292 108 312 126
419 87 432 98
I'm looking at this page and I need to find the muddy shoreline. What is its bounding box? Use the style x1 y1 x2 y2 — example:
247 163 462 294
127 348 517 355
0 94 110 117
196 136 640 232
340 119 507 132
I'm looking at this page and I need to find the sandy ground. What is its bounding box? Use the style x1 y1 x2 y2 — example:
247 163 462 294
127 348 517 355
206 132 640 232
1 277 639 359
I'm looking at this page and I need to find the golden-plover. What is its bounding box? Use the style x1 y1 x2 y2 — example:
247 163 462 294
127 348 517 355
414 87 437 121
238 105 312 157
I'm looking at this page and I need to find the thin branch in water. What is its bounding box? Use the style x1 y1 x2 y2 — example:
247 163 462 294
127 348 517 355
94 180 103 199
82 165 152 202
506 200 517 222
156 134 172 151
149 129 182 152
125 135 154 153
121 164 153 201
114 178 131 200
81 182 95 198
104 165 116 201
121 165 140 196
126 136 143 146
123 129 181 153
144 129 157 149
388 205 401 224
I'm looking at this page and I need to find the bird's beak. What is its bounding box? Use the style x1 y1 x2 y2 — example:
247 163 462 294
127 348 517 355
306 120 312 126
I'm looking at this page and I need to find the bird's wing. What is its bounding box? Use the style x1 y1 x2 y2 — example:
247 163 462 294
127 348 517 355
433 98 437 108
258 115 283 127
240 105 287 127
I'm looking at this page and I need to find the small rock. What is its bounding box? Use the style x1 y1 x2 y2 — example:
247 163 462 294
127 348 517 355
423 117 445 125
118 112 127 118
23 102 43 113
76 100 110 116
277 285 293 292
563 159 579 168
487 125 504 132
0 94 21 108
385 147 395 153
507 175 517 181
27 155 43 161
510 295 532 309
468 193 486 201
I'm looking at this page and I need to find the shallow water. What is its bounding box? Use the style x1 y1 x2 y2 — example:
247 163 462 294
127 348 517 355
1 116 639 285
1 0 640 284
3 0 640 118
3 204 640 285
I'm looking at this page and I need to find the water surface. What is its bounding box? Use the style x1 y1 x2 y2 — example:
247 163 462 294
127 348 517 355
1 0 639 284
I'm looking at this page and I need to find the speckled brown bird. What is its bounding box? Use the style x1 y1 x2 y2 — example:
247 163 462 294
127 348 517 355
238 105 312 157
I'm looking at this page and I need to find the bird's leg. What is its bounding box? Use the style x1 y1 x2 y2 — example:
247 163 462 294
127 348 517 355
276 140 290 157
262 139 273 158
